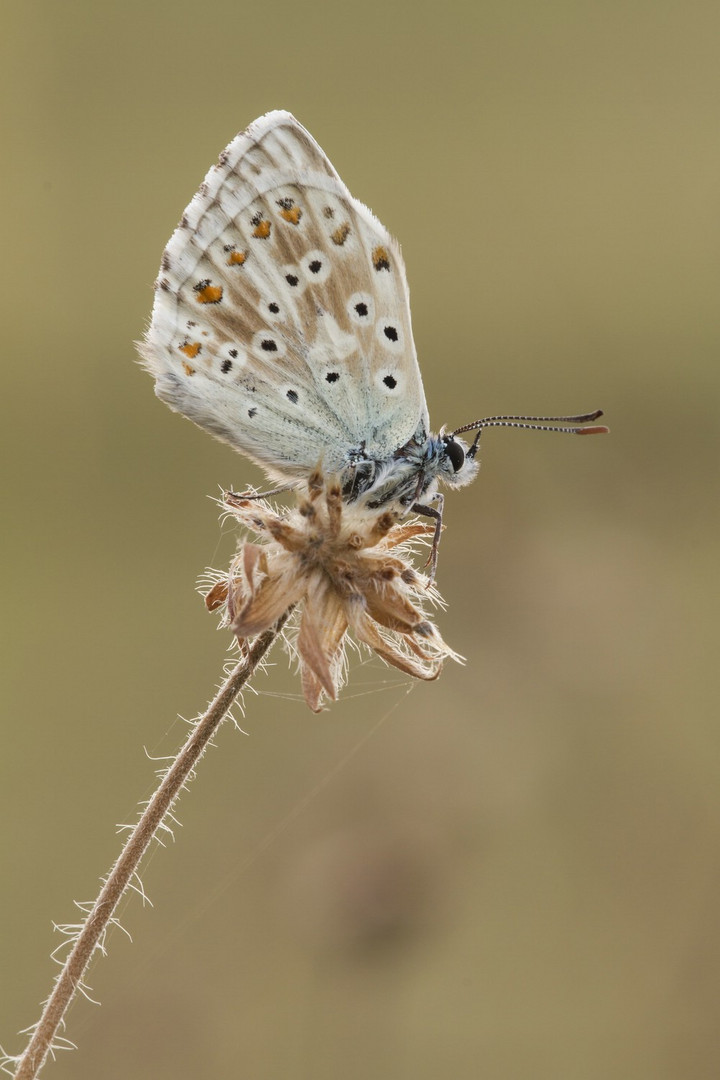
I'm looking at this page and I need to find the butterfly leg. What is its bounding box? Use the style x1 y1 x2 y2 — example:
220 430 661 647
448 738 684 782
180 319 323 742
410 493 445 583
226 483 297 503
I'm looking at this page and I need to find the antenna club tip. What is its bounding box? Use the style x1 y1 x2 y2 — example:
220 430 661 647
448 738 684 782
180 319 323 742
576 425 610 435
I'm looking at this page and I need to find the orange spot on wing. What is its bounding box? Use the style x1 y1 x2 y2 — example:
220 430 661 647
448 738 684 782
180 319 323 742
280 205 302 225
331 223 350 245
195 282 223 304
252 219 271 239
372 246 390 271
227 250 248 266
179 341 201 359
182 361 196 376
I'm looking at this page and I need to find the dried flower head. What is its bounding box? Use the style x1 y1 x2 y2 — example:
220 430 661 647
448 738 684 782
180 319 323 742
203 470 462 712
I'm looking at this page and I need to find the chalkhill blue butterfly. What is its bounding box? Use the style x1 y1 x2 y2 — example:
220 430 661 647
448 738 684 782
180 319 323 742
140 111 606 575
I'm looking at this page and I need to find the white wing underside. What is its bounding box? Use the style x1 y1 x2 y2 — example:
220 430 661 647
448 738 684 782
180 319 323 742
140 111 429 482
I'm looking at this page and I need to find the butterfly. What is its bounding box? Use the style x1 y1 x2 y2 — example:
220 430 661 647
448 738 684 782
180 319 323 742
139 111 606 574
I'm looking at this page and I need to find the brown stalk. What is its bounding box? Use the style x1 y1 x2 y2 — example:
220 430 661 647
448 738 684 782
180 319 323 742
11 612 291 1080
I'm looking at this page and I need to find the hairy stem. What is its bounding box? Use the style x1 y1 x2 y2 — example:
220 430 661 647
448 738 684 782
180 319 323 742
12 615 289 1080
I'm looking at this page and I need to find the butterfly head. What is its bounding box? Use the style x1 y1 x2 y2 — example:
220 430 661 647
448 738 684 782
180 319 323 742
437 433 480 490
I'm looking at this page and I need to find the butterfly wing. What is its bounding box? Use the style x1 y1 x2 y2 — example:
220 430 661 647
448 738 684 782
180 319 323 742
140 111 429 482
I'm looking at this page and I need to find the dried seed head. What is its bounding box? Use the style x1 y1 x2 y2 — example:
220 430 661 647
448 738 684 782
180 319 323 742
204 473 462 711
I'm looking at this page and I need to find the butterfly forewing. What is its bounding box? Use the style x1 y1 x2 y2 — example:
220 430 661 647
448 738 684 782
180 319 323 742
142 111 429 481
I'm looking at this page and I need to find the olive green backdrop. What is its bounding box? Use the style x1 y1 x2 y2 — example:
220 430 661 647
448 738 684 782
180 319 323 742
2 1 719 1077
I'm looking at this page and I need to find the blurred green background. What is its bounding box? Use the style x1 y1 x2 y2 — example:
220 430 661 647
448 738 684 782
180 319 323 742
2 1 719 1077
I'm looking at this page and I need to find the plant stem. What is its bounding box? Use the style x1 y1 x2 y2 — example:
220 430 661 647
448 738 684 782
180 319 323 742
12 615 289 1080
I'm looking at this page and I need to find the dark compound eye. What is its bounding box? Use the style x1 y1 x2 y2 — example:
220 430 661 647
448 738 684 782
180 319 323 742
444 438 465 472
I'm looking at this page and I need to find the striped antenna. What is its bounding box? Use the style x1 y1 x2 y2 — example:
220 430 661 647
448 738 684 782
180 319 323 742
452 410 609 458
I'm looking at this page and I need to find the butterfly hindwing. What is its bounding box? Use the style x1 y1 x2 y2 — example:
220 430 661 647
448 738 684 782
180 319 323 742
141 111 429 482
